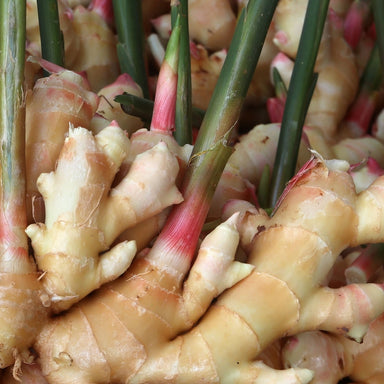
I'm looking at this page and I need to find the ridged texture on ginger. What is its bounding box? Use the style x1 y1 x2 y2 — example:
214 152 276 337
26 123 183 313
282 312 384 384
69 5 119 91
34 215 253 383
25 68 98 224
0 273 48 369
31 157 384 383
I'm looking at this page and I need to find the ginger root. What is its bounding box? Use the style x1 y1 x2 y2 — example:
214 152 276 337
26 122 183 312
34 214 253 384
29 156 384 383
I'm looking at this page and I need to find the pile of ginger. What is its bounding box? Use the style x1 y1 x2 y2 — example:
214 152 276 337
2 0 384 383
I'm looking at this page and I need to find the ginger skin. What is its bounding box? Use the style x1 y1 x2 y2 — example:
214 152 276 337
25 67 98 224
26 122 183 313
35 215 253 384
30 157 384 383
282 313 384 384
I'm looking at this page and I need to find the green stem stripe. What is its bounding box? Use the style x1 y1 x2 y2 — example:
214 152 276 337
113 0 150 98
151 0 279 271
115 93 205 129
0 0 29 256
372 0 384 74
173 0 193 146
0 0 26 195
269 0 330 208
192 0 279 159
36 0 64 67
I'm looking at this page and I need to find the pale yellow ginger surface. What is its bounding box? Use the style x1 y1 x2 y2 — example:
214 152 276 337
69 5 119 92
188 0 236 51
27 157 384 384
26 123 183 312
25 68 98 224
272 0 359 140
0 272 49 369
282 312 384 384
34 215 253 384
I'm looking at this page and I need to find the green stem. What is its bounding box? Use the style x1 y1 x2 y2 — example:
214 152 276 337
149 15 180 134
113 0 150 98
192 0 278 157
36 0 64 67
360 43 382 91
149 0 279 274
173 0 193 145
272 66 288 99
372 0 384 73
269 0 330 208
115 93 205 129
0 0 30 270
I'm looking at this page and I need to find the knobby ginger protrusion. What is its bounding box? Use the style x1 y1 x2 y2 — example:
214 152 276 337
34 214 254 384
30 157 384 383
94 73 145 135
25 64 99 224
69 3 120 92
26 122 183 313
272 3 359 140
282 312 384 384
188 0 237 51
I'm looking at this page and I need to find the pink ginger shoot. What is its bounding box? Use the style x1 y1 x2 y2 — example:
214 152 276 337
343 0 372 49
267 96 285 123
88 0 114 27
149 17 180 134
267 63 288 123
146 141 231 278
342 89 379 136
27 56 92 88
341 40 381 137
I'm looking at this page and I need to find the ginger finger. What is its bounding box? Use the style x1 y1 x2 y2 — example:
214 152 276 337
26 123 183 313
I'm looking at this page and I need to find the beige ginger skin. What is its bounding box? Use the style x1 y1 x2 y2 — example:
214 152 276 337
282 313 384 384
30 156 384 383
26 122 183 313
25 67 99 224
272 0 359 141
35 214 254 384
69 4 120 92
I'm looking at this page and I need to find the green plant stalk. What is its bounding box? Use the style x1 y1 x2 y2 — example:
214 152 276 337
192 0 278 157
113 0 150 98
269 0 330 208
148 0 279 274
115 92 205 128
257 164 271 210
372 0 384 73
360 43 382 91
36 0 64 67
173 0 193 145
272 66 288 99
0 0 31 271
